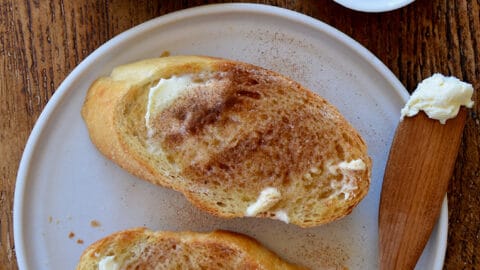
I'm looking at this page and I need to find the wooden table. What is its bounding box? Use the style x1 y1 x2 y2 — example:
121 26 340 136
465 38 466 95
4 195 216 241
1 1 478 269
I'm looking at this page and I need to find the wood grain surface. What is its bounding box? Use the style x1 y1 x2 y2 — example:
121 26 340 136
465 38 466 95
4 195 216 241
1 0 478 269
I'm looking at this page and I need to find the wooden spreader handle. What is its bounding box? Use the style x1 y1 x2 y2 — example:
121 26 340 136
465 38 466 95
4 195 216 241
379 108 467 270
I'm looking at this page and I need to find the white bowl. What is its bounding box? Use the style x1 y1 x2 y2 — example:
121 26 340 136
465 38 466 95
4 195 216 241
334 0 415 12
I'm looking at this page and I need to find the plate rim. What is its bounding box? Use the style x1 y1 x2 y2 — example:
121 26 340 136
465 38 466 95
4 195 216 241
13 3 446 269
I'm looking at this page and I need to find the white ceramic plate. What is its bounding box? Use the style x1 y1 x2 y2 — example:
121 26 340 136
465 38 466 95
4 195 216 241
334 0 415 12
14 3 446 270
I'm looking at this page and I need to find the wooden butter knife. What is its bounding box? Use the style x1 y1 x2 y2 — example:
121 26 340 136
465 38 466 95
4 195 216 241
379 108 467 270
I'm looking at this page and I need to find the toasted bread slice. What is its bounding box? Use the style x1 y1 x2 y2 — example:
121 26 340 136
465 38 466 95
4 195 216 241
81 55 371 227
76 228 306 270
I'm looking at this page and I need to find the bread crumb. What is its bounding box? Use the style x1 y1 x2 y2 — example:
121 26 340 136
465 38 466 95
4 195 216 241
90 220 101 228
68 232 75 239
77 239 84 244
160 51 171 57
48 216 53 223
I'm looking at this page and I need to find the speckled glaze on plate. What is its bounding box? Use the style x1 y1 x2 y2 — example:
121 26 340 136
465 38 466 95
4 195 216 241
14 3 445 270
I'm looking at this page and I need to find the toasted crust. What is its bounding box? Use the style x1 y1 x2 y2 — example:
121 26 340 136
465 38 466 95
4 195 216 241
81 55 371 227
76 228 307 270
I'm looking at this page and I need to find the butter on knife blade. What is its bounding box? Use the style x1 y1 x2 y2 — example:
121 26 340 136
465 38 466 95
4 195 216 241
400 73 474 124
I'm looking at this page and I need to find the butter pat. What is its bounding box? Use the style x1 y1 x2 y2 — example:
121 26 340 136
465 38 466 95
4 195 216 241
338 159 366 171
275 209 290 224
400 73 474 124
331 179 358 201
328 159 366 175
327 159 364 200
246 187 281 216
98 256 120 270
145 75 199 137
